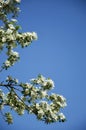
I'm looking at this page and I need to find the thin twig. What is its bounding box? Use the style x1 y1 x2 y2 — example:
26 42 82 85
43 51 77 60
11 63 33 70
13 90 30 111
0 83 22 92
0 83 30 111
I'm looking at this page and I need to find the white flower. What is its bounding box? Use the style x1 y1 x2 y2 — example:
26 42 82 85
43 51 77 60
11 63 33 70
50 93 57 100
24 89 29 95
25 83 31 88
17 33 22 38
15 79 19 83
37 79 42 84
2 37 6 42
30 78 35 81
11 19 17 23
51 113 58 121
39 101 49 110
63 102 67 107
6 29 13 34
23 42 30 47
47 79 55 88
59 113 66 120
38 109 44 115
8 24 15 30
7 34 15 41
30 91 36 98
36 103 40 109
41 91 47 98
15 0 21 3
11 50 19 57
58 95 67 107
40 75 46 81
5 60 11 67
32 32 38 40
59 95 66 102
37 109 44 119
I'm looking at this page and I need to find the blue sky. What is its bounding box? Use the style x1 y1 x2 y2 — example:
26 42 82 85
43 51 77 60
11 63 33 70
0 0 86 130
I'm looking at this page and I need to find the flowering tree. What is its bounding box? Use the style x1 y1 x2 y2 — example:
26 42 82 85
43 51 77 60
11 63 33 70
0 0 67 124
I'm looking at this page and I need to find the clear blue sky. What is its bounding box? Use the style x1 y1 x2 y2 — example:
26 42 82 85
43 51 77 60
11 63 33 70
0 0 86 130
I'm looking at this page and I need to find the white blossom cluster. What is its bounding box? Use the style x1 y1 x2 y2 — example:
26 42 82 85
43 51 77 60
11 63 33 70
0 0 21 22
0 0 37 70
5 91 25 115
17 32 38 47
0 21 37 69
4 50 19 69
0 89 5 110
0 75 67 124
5 113 13 124
0 0 67 125
0 22 37 48
31 75 55 90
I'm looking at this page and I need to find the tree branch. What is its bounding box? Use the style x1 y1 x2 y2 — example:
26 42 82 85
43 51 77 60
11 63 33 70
0 83 22 92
